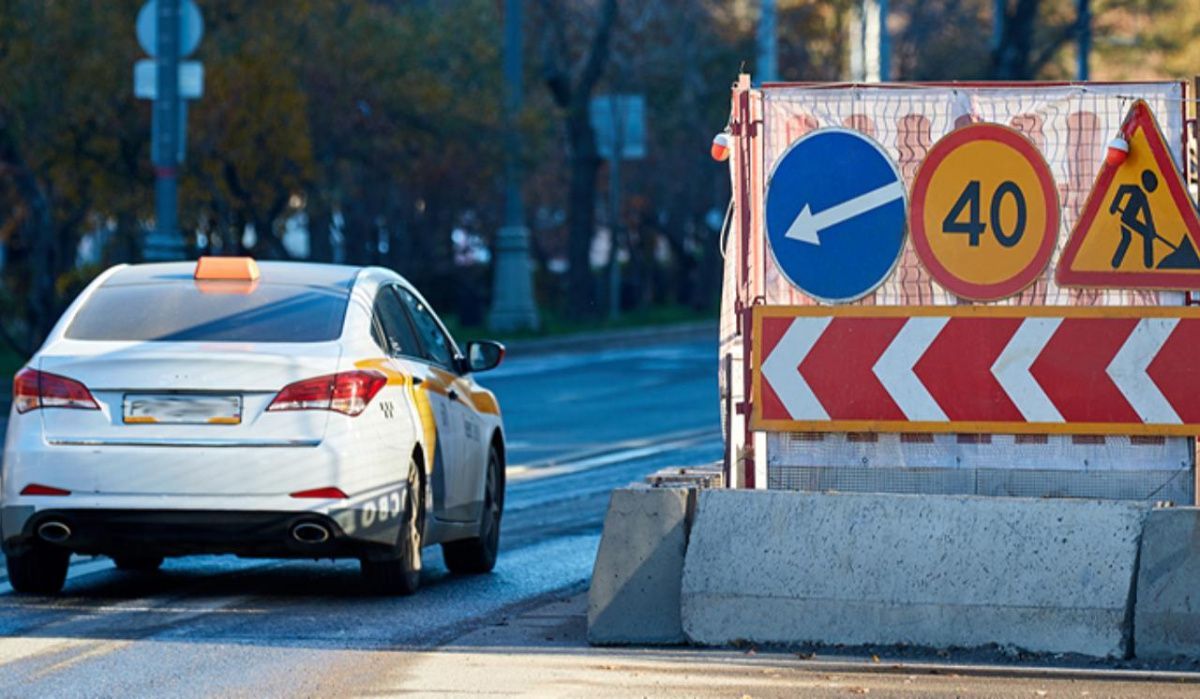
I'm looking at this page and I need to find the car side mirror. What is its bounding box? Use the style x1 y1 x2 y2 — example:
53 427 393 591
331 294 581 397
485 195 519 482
466 340 505 373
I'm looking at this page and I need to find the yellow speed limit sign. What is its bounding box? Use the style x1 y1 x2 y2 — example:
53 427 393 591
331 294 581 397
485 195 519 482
910 123 1059 300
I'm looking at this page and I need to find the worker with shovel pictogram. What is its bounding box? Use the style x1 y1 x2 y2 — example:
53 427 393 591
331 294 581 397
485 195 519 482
1108 169 1200 270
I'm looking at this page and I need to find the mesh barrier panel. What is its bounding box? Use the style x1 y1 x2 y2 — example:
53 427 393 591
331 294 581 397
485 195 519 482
767 431 1193 502
768 466 1192 503
760 83 1187 308
751 83 1195 501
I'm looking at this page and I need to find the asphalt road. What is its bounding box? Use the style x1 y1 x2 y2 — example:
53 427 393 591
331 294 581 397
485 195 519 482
0 337 722 698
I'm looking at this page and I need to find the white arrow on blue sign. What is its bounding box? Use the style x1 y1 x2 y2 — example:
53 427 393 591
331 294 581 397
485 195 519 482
765 128 908 303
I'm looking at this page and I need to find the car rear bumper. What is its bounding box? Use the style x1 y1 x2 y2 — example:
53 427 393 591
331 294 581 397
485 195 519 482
1 503 406 561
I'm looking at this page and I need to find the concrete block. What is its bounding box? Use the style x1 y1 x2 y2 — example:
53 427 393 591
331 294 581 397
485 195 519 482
681 490 1149 658
588 487 692 645
1134 507 1200 659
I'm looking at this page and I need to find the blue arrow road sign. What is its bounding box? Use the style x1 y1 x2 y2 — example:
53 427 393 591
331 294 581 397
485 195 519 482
765 128 907 303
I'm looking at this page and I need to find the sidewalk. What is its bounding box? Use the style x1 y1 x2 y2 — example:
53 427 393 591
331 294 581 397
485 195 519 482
360 592 1200 698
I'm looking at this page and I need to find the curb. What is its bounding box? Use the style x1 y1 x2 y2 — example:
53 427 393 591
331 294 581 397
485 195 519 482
501 320 717 357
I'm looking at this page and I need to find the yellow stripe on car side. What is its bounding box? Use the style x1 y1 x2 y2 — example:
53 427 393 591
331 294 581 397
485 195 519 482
355 357 437 474
354 358 413 387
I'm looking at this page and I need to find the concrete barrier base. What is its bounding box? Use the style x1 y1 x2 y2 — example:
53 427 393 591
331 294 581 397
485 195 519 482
587 487 693 645
1134 508 1200 659
681 490 1150 658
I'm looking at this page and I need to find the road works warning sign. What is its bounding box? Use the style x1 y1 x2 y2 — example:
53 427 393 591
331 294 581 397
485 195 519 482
752 305 1200 436
1057 100 1200 289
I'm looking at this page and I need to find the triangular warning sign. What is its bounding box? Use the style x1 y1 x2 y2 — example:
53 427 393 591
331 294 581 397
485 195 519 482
1057 100 1200 289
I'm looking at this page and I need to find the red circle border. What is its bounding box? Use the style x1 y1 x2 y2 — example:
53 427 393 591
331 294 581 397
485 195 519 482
909 123 1060 301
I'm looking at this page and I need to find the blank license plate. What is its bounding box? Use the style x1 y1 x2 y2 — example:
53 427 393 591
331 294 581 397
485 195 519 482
123 394 242 425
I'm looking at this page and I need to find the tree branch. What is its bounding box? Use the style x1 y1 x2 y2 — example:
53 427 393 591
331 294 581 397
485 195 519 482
1030 21 1081 75
538 0 572 108
576 0 618 100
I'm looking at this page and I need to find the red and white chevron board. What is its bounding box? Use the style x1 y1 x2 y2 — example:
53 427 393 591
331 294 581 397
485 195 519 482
752 306 1200 435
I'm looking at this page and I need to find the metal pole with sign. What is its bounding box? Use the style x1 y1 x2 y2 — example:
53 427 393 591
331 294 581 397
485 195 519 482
136 0 204 261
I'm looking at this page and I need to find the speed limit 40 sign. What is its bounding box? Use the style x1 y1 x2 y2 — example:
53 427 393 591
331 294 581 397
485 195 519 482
910 124 1059 301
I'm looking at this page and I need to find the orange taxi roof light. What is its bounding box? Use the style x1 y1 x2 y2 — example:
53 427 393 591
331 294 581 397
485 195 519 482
194 256 260 282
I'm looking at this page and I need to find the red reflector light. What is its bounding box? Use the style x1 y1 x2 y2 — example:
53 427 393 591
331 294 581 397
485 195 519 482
21 483 71 496
267 371 387 417
289 487 348 499
13 368 100 414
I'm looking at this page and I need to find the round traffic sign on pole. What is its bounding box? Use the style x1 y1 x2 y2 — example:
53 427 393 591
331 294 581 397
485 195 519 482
909 123 1059 301
764 128 908 304
137 0 204 58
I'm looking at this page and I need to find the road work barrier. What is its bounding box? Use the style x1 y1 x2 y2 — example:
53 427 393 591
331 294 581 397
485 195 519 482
681 490 1148 658
1134 508 1200 659
587 487 1200 659
587 486 693 645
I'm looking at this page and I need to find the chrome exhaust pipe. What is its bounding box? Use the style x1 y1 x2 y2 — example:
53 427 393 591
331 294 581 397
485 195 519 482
291 522 331 544
37 521 71 543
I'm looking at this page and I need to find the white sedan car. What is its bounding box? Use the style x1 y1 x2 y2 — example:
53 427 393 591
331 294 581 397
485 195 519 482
1 258 507 595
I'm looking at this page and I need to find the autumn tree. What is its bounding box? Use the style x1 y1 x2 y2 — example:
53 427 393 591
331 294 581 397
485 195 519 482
536 0 618 318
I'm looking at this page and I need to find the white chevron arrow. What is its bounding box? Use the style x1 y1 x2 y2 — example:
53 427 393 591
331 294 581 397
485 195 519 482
991 318 1064 423
872 317 949 421
760 317 831 420
1107 318 1181 424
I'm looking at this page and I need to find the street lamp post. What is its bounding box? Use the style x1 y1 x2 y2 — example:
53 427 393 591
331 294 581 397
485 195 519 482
488 0 540 332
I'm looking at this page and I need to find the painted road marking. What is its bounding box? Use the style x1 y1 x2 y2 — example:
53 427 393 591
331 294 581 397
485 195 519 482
507 428 716 482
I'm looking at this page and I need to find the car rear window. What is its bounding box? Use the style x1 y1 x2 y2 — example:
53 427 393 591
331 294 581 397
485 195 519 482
65 283 350 342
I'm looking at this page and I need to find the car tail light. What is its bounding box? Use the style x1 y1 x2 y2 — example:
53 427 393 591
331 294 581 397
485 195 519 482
290 487 348 499
267 371 387 417
13 368 100 414
20 483 71 496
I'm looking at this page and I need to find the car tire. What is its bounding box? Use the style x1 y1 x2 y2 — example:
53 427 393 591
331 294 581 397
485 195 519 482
442 445 504 575
112 555 164 572
361 456 424 595
6 545 70 595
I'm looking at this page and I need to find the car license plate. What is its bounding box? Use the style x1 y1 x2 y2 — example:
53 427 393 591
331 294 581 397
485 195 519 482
123 394 242 425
